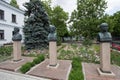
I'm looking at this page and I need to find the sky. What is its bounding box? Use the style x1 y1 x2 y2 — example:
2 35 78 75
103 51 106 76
16 0 120 16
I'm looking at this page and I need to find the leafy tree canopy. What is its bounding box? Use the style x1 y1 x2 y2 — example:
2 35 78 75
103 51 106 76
69 0 107 39
10 0 19 8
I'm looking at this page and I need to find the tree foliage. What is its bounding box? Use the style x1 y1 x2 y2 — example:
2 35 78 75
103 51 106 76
51 6 69 38
10 0 19 8
100 11 120 37
112 11 120 36
42 1 69 38
23 0 49 50
70 0 107 39
42 0 52 22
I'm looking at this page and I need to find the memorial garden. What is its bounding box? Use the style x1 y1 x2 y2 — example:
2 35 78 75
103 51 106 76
0 0 120 80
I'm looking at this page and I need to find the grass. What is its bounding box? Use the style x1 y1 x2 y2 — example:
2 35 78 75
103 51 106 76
69 57 84 80
111 51 120 66
0 56 12 62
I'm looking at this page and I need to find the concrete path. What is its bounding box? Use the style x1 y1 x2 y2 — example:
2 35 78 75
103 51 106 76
27 59 72 80
0 57 34 72
82 62 120 80
0 69 50 80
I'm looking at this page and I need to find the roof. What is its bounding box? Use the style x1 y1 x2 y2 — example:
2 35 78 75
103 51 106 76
0 0 25 14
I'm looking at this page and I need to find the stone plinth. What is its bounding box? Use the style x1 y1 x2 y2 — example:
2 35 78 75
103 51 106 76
27 59 72 80
98 42 115 76
13 41 22 61
49 41 57 66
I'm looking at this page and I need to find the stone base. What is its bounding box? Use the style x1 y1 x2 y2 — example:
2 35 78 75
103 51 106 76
97 68 115 77
27 59 72 80
13 59 23 62
0 57 34 72
47 63 59 69
82 63 120 80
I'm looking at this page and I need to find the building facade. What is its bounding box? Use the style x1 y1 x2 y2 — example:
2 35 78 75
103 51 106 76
0 0 24 45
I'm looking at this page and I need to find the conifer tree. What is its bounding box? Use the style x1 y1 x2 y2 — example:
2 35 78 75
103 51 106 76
23 0 50 50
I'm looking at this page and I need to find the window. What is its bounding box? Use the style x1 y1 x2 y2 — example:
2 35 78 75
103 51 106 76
12 14 16 23
0 9 4 20
0 30 4 40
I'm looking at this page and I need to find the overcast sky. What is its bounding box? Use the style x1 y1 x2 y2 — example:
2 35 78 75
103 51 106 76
16 0 120 16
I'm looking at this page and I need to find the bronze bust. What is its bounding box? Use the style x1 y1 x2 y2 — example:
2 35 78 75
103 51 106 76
48 25 57 41
97 23 112 42
12 27 22 41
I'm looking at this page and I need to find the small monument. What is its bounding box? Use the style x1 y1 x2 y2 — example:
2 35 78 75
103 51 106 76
97 23 115 76
12 27 22 62
48 25 57 67
27 25 71 79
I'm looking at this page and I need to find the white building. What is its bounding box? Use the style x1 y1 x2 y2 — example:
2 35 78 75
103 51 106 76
0 0 24 45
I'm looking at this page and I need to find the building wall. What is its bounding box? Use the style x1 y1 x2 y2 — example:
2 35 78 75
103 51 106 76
0 1 24 45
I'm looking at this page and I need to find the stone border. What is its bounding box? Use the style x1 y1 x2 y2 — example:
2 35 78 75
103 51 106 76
82 62 86 80
97 68 115 77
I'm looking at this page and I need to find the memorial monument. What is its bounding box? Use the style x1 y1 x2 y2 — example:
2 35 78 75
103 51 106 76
48 25 57 67
12 27 22 62
97 23 115 76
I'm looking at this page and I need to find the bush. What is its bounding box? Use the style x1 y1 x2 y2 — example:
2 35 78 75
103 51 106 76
82 38 92 47
33 54 45 64
111 51 120 66
0 46 13 56
57 36 62 46
20 54 45 73
20 62 32 73
69 57 84 80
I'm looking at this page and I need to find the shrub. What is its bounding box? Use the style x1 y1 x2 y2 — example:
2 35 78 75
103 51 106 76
0 46 13 56
20 62 32 73
57 36 62 46
33 54 45 64
69 57 84 80
82 38 92 47
20 54 45 73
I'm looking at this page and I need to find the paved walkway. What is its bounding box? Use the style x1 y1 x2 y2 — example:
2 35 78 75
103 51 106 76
82 63 120 80
0 69 50 80
0 57 34 71
27 59 72 80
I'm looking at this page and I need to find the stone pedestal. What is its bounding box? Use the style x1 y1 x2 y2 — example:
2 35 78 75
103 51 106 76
97 42 115 76
100 43 111 72
49 41 57 67
13 41 22 61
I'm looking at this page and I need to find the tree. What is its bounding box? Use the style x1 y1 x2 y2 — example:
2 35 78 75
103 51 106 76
23 0 50 50
70 0 107 39
100 14 114 33
10 0 19 8
112 11 120 36
51 6 69 41
42 0 52 22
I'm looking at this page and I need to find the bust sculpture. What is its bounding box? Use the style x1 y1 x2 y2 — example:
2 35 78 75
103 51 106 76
97 23 112 42
48 25 57 41
12 27 22 41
